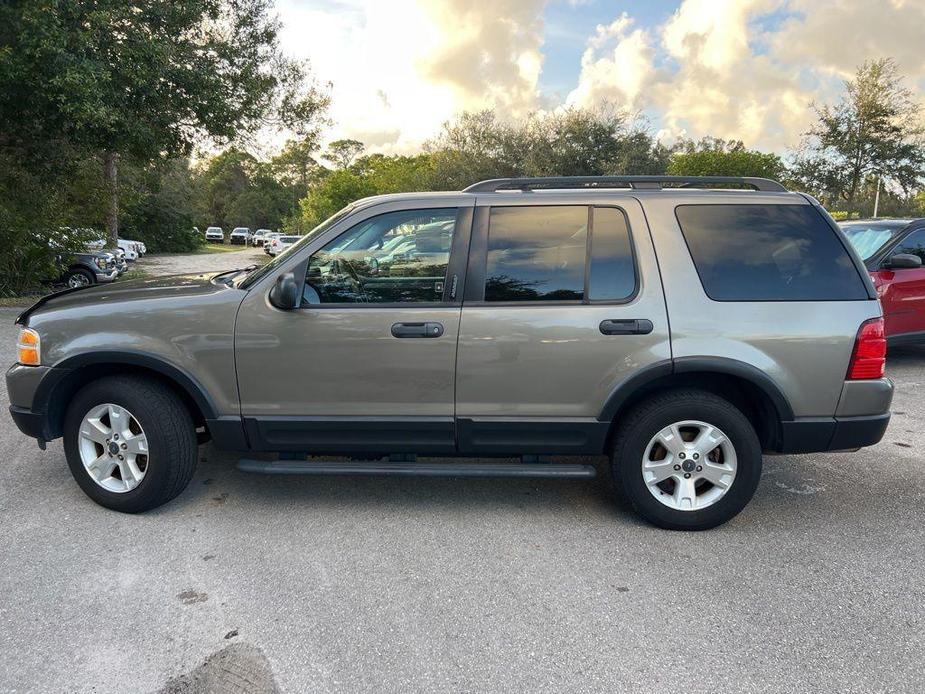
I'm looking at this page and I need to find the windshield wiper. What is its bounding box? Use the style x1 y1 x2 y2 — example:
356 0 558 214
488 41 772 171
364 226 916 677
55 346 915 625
213 265 258 285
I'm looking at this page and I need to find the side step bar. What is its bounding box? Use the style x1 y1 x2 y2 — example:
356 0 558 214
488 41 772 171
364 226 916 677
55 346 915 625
237 459 597 479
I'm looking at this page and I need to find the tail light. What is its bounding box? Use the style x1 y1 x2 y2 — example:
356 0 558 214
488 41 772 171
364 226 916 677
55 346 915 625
847 317 886 380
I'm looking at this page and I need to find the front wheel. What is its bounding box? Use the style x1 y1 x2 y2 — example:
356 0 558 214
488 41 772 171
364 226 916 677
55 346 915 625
63 375 198 513
64 268 95 288
610 390 762 530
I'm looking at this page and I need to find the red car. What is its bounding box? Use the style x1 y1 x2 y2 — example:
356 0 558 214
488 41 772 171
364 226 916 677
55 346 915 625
841 219 925 345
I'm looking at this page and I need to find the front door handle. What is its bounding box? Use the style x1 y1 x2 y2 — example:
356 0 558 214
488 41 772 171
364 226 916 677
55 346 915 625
599 319 654 336
391 322 444 338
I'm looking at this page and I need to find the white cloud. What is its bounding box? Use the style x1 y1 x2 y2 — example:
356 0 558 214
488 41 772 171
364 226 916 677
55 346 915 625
277 0 546 153
568 0 925 152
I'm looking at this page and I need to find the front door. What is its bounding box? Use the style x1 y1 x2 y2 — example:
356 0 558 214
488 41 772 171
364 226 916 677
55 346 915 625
235 202 472 453
454 197 671 455
883 229 925 338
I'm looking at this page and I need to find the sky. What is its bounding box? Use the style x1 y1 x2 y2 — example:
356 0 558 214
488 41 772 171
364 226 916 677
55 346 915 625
275 0 925 155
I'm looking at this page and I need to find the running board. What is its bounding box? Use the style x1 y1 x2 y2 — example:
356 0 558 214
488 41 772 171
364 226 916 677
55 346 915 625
237 459 597 479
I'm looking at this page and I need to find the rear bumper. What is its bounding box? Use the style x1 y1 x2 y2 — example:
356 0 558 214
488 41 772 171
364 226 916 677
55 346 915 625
778 413 891 453
777 378 893 453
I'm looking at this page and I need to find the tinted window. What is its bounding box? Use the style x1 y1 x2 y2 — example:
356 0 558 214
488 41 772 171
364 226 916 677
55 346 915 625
676 204 868 301
896 229 925 263
304 208 456 304
589 207 636 301
485 206 587 301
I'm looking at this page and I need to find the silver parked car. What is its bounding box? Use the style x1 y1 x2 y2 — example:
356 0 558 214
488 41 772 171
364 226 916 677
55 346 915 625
7 176 892 529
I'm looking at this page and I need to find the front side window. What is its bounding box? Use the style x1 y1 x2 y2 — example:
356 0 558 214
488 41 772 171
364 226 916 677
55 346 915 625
484 206 587 301
303 208 457 304
676 204 869 301
842 223 904 261
896 229 925 263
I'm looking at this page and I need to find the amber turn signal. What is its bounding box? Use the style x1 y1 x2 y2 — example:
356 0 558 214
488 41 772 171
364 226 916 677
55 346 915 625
17 328 40 366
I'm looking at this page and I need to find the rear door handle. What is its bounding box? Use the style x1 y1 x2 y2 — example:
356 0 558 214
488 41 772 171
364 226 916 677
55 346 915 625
391 322 444 338
599 319 654 336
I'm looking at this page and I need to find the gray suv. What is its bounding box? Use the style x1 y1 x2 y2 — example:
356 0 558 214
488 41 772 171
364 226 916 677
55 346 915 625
7 176 893 530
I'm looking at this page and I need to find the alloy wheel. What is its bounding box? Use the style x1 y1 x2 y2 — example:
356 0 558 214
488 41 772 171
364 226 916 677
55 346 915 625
641 420 737 511
77 403 149 493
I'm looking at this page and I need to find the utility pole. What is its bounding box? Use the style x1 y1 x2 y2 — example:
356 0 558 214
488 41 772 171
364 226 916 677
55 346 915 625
873 175 881 218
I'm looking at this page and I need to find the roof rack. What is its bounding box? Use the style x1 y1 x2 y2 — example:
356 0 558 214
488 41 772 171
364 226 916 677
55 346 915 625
462 176 787 193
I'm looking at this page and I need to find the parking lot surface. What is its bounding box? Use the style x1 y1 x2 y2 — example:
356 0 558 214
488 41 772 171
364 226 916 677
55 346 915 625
1 305 923 693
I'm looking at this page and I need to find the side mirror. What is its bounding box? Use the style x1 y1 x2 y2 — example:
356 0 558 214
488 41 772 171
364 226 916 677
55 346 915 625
269 272 300 309
883 253 923 269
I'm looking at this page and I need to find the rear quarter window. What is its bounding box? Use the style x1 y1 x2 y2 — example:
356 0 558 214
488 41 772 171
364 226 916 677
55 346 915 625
675 204 869 301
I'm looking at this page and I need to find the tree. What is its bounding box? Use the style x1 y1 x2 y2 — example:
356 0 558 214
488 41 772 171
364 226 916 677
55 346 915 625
324 139 365 169
792 59 925 210
0 0 329 245
668 138 786 180
298 170 376 229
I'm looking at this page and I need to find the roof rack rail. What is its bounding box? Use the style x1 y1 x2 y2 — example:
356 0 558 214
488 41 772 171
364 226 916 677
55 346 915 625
463 175 787 193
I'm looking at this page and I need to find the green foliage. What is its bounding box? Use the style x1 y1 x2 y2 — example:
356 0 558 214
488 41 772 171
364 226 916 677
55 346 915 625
298 170 377 229
792 59 925 209
324 139 365 169
668 138 786 179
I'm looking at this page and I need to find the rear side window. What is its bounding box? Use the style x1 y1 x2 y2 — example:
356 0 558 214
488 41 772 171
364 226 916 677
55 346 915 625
676 204 868 301
485 206 587 301
589 207 636 301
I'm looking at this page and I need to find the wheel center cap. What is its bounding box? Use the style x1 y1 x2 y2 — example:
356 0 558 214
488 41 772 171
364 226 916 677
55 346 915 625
681 459 696 472
108 441 120 456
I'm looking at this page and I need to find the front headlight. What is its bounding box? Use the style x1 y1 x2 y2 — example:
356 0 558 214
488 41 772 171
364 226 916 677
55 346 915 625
17 328 40 366
95 257 107 270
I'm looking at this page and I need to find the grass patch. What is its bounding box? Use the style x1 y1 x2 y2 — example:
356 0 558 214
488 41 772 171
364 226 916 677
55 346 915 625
190 243 257 254
119 267 150 281
0 292 46 308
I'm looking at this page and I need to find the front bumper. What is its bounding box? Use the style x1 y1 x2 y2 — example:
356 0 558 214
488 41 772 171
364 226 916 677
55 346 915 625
96 268 119 283
6 364 58 442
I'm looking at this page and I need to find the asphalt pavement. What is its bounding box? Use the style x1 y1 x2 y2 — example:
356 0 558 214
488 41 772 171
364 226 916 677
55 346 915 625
1 305 923 693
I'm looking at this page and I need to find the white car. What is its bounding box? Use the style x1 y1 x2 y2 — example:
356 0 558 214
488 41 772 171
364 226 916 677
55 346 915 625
263 233 281 255
267 234 301 256
115 239 138 261
230 227 252 245
253 229 272 246
205 226 224 243
122 238 146 256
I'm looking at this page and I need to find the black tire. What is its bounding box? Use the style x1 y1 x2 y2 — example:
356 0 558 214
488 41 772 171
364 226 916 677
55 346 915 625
64 268 95 288
610 389 762 531
63 375 198 513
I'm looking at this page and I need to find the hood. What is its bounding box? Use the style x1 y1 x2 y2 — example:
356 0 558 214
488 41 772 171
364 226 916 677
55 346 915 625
18 272 237 324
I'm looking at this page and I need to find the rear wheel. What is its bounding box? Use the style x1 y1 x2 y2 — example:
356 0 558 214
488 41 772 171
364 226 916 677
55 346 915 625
63 375 198 513
610 390 762 530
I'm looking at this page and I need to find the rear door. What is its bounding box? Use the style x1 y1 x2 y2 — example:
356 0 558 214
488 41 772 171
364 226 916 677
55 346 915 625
454 196 670 455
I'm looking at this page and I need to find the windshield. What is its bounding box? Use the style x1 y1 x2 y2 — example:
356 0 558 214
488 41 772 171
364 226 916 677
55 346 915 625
842 223 905 260
237 204 358 289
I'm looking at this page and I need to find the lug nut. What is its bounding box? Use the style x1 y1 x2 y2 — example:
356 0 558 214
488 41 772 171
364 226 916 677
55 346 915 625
696 465 703 472
679 452 686 459
121 443 127 450
692 453 699 460
114 434 119 440
683 472 691 479
673 464 681 471
118 454 124 461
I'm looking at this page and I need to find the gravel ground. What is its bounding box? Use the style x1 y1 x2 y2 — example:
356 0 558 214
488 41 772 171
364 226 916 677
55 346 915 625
138 246 267 276
1 305 923 693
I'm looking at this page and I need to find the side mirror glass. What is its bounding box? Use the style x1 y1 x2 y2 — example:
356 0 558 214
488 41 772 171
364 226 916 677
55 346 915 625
884 253 923 269
269 271 300 310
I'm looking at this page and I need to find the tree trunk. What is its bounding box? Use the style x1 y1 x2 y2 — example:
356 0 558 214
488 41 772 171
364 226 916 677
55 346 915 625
104 151 119 246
